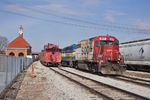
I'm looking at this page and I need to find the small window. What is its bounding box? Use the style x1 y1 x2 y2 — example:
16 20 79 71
100 41 106 45
52 48 55 54
18 52 24 56
52 50 55 54
95 41 99 47
9 52 15 56
115 42 119 46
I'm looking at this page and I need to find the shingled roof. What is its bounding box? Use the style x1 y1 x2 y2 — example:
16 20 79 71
7 34 31 48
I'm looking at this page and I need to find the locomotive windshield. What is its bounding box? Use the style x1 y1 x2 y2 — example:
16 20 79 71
115 42 119 46
100 41 113 45
108 41 113 45
100 41 106 45
99 41 118 46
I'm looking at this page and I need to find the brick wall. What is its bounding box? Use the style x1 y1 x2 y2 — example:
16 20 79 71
6 49 27 57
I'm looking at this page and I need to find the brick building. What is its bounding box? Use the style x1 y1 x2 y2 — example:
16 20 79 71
6 25 32 57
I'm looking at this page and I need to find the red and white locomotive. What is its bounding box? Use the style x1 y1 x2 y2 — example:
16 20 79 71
39 43 61 66
62 35 126 74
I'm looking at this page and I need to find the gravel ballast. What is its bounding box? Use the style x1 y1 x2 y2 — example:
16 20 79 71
16 61 102 100
124 70 150 79
61 67 150 99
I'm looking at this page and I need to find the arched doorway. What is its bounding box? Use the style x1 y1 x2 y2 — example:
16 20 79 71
9 52 15 56
18 52 24 57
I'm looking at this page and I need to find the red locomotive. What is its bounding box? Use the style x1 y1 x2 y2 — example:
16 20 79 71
39 43 61 66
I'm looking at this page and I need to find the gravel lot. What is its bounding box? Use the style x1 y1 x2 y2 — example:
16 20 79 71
16 61 102 100
61 67 150 99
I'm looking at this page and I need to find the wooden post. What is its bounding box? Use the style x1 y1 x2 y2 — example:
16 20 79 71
30 64 34 78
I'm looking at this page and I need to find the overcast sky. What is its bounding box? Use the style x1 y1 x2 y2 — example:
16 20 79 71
0 0 150 52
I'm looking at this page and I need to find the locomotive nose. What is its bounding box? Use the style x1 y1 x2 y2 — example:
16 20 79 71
105 46 119 61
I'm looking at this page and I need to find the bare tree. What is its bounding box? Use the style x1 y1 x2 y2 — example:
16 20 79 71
0 35 8 52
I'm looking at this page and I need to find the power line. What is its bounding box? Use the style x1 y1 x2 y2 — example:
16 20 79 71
1 9 149 34
0 9 105 30
0 0 150 34
0 1 136 29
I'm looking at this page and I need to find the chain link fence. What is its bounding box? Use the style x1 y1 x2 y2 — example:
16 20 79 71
0 55 33 93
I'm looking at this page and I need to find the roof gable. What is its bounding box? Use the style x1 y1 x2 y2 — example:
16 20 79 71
7 35 31 48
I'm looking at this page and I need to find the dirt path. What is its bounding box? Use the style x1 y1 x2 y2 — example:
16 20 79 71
16 62 50 100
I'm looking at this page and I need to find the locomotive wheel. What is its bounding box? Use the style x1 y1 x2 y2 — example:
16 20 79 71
70 64 73 68
75 63 79 69
75 65 78 69
88 63 93 72
91 64 98 73
91 66 96 73
92 68 96 73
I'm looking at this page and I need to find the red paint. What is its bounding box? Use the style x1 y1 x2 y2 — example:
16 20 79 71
93 36 119 62
39 43 61 66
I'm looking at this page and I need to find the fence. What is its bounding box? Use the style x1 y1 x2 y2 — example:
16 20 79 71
0 55 33 94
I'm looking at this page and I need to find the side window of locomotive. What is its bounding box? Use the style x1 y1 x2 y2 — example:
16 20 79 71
100 41 106 45
95 41 99 47
89 42 93 52
115 42 119 46
52 49 55 54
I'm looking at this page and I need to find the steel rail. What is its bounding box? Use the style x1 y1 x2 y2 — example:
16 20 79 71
49 67 113 100
59 67 150 100
109 75 150 88
119 75 150 83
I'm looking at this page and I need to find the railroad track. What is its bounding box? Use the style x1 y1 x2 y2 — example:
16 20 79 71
49 67 149 100
109 75 150 88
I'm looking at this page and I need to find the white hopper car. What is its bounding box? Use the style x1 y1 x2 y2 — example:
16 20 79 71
119 38 150 71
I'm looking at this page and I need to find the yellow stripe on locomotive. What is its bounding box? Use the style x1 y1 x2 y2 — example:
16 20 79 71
61 52 76 57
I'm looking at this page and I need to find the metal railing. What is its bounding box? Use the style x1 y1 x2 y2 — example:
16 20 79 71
0 55 33 93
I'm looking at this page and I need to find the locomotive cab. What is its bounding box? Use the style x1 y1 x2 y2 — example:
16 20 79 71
93 36 126 74
93 36 119 61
